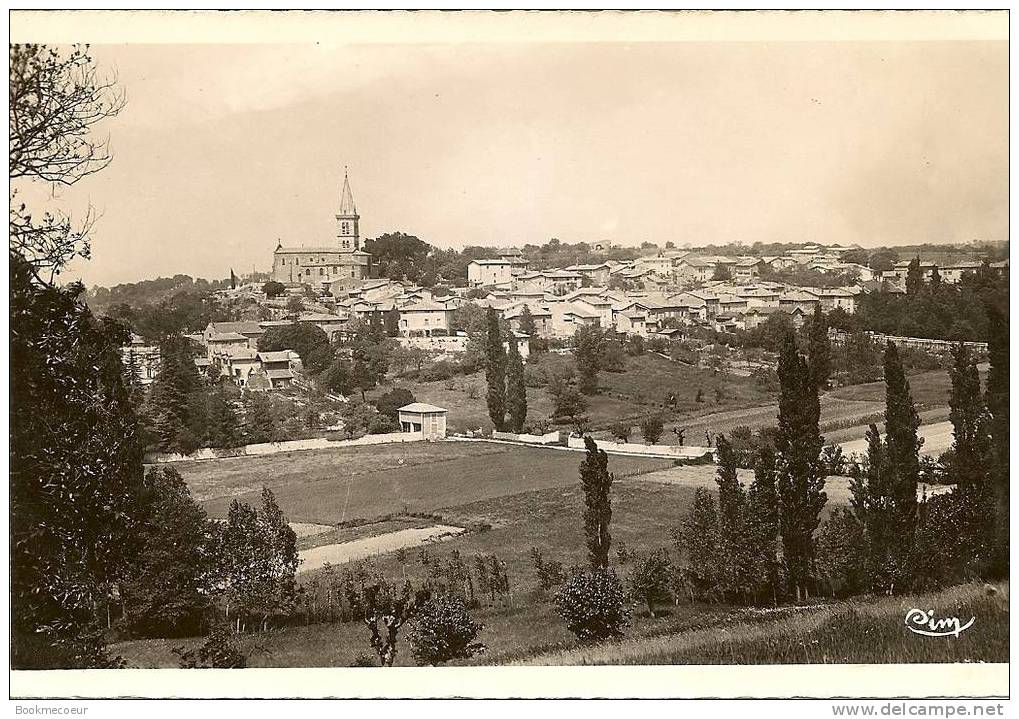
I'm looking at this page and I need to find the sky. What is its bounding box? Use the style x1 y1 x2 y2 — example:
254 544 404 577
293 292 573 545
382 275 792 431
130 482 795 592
24 37 1008 287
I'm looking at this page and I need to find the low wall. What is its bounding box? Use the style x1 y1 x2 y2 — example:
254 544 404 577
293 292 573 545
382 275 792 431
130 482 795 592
567 436 715 460
397 335 469 353
145 431 424 464
491 430 562 445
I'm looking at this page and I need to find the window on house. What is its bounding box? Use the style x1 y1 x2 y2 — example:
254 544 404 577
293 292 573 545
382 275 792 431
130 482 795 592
305 269 311 276
295 257 299 264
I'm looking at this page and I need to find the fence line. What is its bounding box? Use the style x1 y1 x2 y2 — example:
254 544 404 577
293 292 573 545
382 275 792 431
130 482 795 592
144 431 424 464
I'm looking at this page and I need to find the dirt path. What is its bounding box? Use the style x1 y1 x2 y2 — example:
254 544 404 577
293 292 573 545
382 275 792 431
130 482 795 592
297 524 466 574
839 421 953 458
629 464 951 505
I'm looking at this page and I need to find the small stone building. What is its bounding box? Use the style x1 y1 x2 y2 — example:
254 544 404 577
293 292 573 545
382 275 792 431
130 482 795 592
398 403 448 440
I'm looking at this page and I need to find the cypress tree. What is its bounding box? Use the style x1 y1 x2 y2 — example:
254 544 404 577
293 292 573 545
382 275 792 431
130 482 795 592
518 305 537 336
774 331 827 601
574 325 602 395
905 256 924 295
806 305 831 392
579 436 613 570
484 307 506 431
984 304 1009 573
948 343 989 492
851 423 897 590
504 334 527 433
881 342 921 539
748 443 780 604
714 435 753 601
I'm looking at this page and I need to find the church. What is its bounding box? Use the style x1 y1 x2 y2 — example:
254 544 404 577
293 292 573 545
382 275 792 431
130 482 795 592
271 170 372 287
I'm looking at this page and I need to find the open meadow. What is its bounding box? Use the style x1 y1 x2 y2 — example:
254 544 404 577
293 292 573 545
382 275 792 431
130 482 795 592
180 440 672 525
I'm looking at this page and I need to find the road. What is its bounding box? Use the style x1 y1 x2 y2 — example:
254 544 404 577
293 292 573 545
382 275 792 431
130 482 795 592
838 421 954 458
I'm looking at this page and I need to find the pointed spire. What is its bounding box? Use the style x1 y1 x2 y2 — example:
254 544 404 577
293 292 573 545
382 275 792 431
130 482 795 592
339 166 357 215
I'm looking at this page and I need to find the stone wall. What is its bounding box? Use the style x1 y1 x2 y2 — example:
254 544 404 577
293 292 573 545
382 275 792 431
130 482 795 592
491 430 562 445
144 431 424 464
566 435 715 460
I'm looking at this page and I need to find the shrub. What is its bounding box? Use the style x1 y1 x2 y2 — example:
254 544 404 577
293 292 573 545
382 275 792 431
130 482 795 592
627 548 674 617
351 653 376 667
368 413 399 434
554 568 631 643
172 625 246 669
374 388 416 420
529 547 566 591
408 594 485 666
640 413 664 445
609 421 632 443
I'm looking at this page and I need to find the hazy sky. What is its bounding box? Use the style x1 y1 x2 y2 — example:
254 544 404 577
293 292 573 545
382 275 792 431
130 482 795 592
29 39 1008 286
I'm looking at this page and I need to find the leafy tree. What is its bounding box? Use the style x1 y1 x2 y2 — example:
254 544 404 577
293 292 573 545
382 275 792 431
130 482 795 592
172 624 247 669
711 265 732 281
529 547 566 591
574 325 603 395
374 387 416 421
408 594 485 666
149 335 202 453
205 391 241 449
10 45 125 284
517 304 537 336
347 576 431 667
505 334 527 432
640 413 664 445
984 304 1009 573
349 320 391 401
220 489 299 632
814 508 867 597
120 467 219 637
547 375 589 431
11 255 144 668
806 305 831 391
484 308 506 430
285 295 304 317
774 331 826 600
610 421 632 443
627 549 673 616
747 444 780 603
262 281 285 299
579 437 614 570
905 257 924 295
713 435 756 600
554 568 630 642
674 489 722 601
384 308 400 337
259 323 331 372
320 357 353 395
868 249 899 273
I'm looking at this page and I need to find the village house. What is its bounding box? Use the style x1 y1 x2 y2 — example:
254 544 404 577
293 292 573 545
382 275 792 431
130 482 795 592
398 300 454 336
565 263 612 286
504 303 554 337
203 320 265 349
778 289 821 314
398 403 448 440
814 287 858 314
548 301 602 337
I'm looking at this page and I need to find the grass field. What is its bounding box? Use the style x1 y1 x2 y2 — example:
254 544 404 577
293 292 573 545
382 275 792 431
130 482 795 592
829 366 986 410
387 353 775 434
519 582 1008 665
182 441 671 525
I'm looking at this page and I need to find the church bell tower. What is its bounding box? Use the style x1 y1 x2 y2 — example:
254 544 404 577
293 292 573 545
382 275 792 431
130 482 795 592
336 168 360 252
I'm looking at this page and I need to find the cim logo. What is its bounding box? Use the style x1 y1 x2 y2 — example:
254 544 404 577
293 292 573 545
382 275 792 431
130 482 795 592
904 608 975 638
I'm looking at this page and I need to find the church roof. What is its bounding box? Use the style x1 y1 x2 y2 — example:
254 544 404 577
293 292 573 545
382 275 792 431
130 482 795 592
339 170 357 215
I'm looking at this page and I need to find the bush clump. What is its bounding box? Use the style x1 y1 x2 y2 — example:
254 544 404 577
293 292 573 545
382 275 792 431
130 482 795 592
407 594 485 666
554 567 631 643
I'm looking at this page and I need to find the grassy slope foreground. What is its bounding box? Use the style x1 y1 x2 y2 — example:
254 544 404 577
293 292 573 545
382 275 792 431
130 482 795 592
519 582 1008 666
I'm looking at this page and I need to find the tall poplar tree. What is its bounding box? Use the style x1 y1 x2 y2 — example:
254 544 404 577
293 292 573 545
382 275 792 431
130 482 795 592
483 307 506 430
504 335 527 432
806 305 831 392
774 332 826 601
579 437 613 569
880 342 921 540
984 304 1009 573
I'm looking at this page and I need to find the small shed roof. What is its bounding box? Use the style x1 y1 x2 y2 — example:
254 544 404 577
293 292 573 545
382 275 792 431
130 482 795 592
399 403 448 414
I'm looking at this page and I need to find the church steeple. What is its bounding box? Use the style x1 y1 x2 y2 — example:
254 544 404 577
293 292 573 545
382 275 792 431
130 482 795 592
335 166 360 252
338 167 358 213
